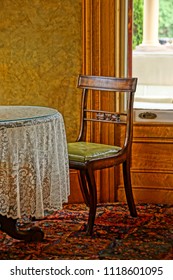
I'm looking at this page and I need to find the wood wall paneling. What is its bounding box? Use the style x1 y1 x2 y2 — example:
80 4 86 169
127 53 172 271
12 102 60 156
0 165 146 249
81 0 122 203
118 122 173 204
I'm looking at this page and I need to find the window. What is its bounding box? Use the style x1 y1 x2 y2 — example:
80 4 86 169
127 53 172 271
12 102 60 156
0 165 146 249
132 0 173 110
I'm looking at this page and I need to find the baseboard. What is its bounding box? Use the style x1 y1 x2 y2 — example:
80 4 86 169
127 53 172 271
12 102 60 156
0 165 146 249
118 185 173 204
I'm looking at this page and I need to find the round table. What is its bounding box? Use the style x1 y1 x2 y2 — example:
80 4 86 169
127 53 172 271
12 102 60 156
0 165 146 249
0 106 70 241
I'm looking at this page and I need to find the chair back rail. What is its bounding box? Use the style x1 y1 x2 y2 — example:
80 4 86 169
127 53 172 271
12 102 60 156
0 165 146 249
78 75 137 92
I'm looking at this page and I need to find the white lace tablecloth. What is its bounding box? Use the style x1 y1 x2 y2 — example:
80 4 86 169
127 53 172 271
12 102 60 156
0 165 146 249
0 106 70 219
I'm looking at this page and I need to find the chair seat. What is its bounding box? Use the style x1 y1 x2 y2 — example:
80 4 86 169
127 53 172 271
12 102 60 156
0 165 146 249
68 141 121 162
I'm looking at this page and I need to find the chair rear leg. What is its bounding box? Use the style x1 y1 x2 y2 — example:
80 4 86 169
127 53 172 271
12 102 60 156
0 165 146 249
78 170 90 207
85 168 97 235
123 159 137 217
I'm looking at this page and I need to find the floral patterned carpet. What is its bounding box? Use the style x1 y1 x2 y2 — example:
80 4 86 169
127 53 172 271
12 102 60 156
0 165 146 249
0 203 173 260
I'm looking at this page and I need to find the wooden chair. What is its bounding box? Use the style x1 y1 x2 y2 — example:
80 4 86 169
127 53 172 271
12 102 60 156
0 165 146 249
68 75 138 235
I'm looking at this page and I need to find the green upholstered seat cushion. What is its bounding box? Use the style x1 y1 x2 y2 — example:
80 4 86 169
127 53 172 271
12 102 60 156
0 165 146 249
68 141 121 162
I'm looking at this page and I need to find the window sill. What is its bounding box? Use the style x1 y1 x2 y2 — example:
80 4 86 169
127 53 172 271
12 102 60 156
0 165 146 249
134 102 173 110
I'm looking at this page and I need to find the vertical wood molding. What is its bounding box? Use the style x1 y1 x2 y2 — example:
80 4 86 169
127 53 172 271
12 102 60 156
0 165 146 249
82 0 92 75
81 0 132 202
128 0 133 77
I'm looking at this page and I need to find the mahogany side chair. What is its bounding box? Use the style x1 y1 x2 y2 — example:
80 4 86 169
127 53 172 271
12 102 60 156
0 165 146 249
68 75 138 235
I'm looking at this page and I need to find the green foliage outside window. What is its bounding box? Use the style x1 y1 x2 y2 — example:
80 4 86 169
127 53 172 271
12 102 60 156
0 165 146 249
133 0 143 49
159 0 173 38
133 0 173 49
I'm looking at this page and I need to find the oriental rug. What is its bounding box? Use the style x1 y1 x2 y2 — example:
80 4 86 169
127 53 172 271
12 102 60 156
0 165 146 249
0 203 173 260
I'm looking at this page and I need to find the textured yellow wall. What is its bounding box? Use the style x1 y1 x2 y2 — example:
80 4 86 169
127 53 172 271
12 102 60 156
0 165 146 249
0 0 82 141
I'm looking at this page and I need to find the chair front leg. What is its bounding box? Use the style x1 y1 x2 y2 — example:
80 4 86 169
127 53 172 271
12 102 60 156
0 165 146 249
123 159 137 217
85 167 97 235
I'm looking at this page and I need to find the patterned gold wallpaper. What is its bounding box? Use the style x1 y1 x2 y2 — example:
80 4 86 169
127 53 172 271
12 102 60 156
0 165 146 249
0 0 82 141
